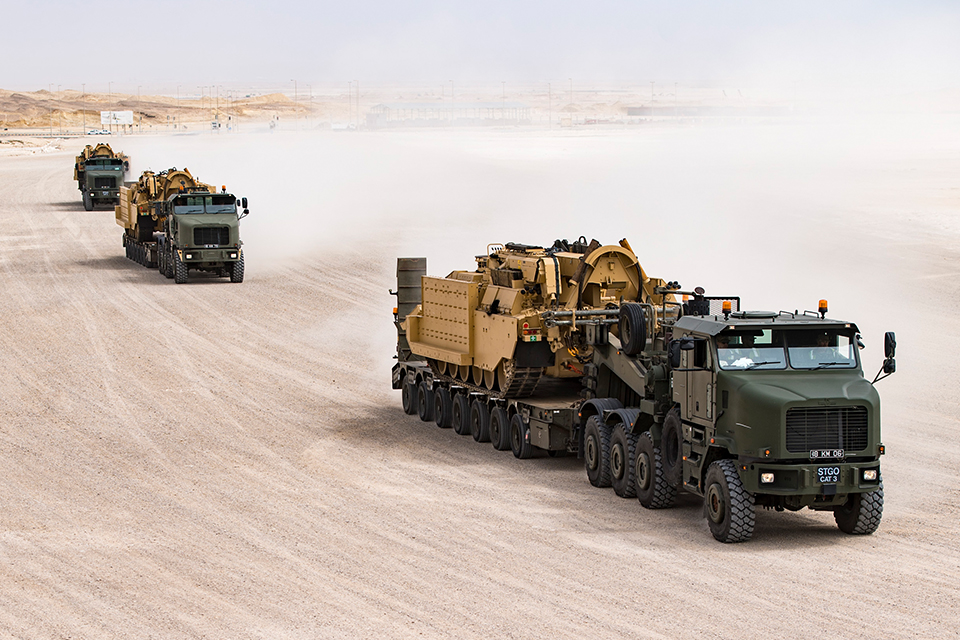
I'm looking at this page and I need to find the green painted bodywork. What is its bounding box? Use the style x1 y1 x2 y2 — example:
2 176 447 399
160 196 242 268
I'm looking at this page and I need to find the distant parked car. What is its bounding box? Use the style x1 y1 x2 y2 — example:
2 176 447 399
86 129 111 135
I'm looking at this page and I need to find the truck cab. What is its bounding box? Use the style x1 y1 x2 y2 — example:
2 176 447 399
156 190 249 284
668 310 886 540
78 156 127 210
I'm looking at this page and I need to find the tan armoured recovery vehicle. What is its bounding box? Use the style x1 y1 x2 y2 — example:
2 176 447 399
400 237 680 397
74 143 129 210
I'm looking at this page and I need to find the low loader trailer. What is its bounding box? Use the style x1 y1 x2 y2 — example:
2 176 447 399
391 242 896 543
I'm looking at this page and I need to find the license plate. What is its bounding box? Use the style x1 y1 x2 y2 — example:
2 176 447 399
810 449 844 460
817 466 841 484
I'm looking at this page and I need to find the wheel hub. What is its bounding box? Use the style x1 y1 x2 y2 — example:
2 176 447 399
636 452 651 491
707 483 725 523
585 435 598 471
611 443 624 480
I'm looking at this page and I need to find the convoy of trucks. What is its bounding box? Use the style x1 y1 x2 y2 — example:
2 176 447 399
391 239 895 542
115 167 249 283
73 143 129 210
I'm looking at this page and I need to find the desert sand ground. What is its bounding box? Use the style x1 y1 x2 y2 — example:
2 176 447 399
0 118 958 638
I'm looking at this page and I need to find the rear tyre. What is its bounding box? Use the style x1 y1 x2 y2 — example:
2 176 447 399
401 381 418 415
470 400 491 443
704 459 756 543
509 413 532 459
489 406 511 451
417 382 435 422
452 394 471 436
610 423 638 498
834 480 883 535
173 250 188 284
230 253 245 283
661 409 683 487
583 415 612 488
635 432 678 509
433 387 453 428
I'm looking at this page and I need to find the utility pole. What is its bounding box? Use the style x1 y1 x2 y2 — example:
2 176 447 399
501 81 505 119
137 85 141 133
355 80 359 130
82 83 86 133
177 85 181 130
650 81 654 102
57 85 62 135
568 78 572 104
291 79 297 122
548 82 551 129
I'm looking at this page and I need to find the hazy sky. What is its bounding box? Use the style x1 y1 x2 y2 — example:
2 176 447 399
4 0 959 95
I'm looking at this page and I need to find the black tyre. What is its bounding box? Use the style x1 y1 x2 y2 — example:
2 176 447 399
163 246 174 279
619 303 647 356
610 423 638 498
704 459 756 543
434 387 453 428
661 409 683 488
417 382 435 422
583 415 612 488
509 413 532 459
230 253 245 283
489 406 511 451
470 400 491 443
452 394 471 436
83 192 92 211
401 381 418 415
174 250 188 284
635 432 678 509
834 480 883 535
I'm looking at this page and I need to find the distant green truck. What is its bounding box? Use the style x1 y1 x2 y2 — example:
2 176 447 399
392 242 895 542
74 143 128 210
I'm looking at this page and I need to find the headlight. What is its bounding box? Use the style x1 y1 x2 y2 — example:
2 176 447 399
760 472 775 484
229 253 237 259
185 253 193 260
863 469 878 481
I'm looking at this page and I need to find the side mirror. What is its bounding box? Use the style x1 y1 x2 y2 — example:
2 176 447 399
883 359 896 374
680 338 695 351
669 342 681 368
884 332 896 358
242 197 248 209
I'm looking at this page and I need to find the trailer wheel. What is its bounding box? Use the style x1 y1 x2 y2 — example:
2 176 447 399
452 394 471 436
401 381 418 415
83 192 92 211
583 415 612 488
470 399 491 443
230 253 245 283
434 387 453 428
174 251 188 284
610 423 638 498
661 409 683 487
834 480 883 535
635 432 677 509
619 303 647 356
489 406 511 451
704 459 755 543
509 413 532 459
417 382 435 422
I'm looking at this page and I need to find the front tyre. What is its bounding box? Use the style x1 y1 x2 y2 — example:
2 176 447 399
173 250 188 284
230 253 245 283
704 459 755 543
835 481 883 535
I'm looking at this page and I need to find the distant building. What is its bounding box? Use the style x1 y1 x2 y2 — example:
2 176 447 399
367 102 531 128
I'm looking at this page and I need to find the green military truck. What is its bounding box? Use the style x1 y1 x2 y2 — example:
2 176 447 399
391 241 896 542
74 143 129 210
116 168 249 283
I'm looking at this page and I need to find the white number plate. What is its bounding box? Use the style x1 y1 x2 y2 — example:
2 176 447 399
817 466 841 484
810 449 844 460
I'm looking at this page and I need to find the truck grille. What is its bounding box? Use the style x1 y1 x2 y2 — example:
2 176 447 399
193 226 230 246
785 406 868 453
94 176 115 189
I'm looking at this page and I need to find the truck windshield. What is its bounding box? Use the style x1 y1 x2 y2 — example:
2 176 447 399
716 328 858 371
716 329 786 370
86 158 122 168
172 194 237 214
786 329 858 369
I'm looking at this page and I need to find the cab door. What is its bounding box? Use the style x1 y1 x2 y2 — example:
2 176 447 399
681 336 715 427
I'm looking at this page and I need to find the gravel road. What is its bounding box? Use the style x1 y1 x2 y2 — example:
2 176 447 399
1 123 958 638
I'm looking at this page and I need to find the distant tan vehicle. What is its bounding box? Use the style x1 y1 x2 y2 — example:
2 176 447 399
73 143 128 210
401 238 678 397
